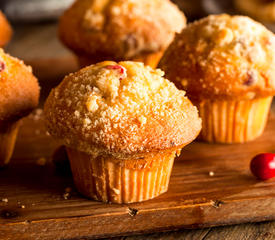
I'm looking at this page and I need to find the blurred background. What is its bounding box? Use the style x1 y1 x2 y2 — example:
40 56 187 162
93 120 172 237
0 0 262 23
1 0 205 22
0 0 274 99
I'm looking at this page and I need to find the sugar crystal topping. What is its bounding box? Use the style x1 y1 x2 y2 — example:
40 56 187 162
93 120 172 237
187 15 275 73
45 61 199 156
160 14 275 100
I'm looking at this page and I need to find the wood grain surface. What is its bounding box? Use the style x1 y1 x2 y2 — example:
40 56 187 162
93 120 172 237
0 107 274 240
111 221 275 240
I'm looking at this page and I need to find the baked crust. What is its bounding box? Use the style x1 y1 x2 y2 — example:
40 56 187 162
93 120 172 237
58 0 186 59
159 14 275 101
44 61 201 158
0 49 40 122
0 11 12 47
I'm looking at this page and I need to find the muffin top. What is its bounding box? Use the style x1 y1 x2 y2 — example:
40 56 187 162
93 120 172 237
44 61 201 158
159 14 275 101
59 0 186 59
0 49 40 122
0 11 12 47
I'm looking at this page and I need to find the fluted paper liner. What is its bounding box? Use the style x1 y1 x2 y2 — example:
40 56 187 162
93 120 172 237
197 96 273 143
67 148 176 203
0 121 20 167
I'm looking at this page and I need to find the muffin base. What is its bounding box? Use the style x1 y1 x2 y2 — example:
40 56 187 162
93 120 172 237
66 147 177 203
0 121 20 167
197 96 273 143
77 51 164 69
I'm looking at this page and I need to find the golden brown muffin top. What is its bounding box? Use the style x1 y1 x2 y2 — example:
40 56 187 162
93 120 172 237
0 11 12 47
0 49 40 122
44 61 201 158
59 0 186 59
159 14 275 101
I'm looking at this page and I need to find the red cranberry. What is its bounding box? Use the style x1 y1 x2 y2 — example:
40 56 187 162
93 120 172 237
0 62 5 72
105 65 126 80
243 71 255 86
250 153 275 180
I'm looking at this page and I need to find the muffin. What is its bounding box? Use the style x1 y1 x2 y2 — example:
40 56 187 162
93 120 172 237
44 61 201 203
159 14 275 143
58 0 186 69
0 49 40 166
0 11 12 47
234 0 275 23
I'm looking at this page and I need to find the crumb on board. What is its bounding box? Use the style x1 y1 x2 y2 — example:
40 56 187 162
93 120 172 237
211 200 224 208
63 192 70 200
30 108 43 121
2 198 8 203
209 171 215 176
21 205 25 209
128 207 138 217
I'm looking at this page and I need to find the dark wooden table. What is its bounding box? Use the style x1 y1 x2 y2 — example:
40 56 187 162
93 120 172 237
3 21 275 240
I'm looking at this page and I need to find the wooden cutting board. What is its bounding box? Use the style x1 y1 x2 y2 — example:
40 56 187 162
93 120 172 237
0 106 274 240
